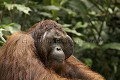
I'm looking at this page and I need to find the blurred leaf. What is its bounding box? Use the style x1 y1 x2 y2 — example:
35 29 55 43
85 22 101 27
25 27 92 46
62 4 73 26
43 5 60 10
82 42 98 49
43 0 50 5
108 8 113 14
0 29 6 42
62 24 72 27
4 2 31 15
73 22 88 30
51 0 62 19
0 41 4 45
1 0 11 3
63 28 83 36
62 8 77 16
69 0 88 15
1 23 21 34
4 23 21 34
39 12 52 18
51 0 61 6
4 2 14 10
73 37 83 47
0 29 4 36
102 43 120 50
84 58 93 67
81 0 93 8
2 17 12 24
73 37 98 49
60 0 68 6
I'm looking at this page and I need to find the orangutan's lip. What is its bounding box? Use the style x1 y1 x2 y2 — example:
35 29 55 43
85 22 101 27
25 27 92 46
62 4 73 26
53 58 65 63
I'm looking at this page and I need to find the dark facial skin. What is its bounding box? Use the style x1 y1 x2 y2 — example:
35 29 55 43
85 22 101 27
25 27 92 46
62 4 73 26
42 29 74 70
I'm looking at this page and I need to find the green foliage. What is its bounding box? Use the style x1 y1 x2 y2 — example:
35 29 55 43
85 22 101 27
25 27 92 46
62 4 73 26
1 23 21 33
0 29 6 42
0 23 21 43
102 43 120 50
0 0 120 79
4 2 31 15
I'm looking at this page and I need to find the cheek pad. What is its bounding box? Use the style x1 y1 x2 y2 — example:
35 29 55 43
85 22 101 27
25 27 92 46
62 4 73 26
62 36 74 59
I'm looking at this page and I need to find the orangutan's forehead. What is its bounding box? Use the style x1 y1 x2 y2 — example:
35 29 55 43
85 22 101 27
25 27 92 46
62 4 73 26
45 29 66 38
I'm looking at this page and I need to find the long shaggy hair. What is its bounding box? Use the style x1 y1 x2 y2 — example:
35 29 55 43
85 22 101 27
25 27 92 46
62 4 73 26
0 20 105 80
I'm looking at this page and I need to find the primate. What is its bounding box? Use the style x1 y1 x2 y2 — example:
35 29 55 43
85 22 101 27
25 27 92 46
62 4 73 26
0 20 105 80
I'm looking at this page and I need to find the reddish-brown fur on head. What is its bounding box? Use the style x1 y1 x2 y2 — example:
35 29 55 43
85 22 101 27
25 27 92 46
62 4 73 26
0 20 105 80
